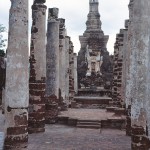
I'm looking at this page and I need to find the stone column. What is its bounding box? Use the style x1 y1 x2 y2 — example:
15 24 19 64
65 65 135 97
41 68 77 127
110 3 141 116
4 0 29 149
58 18 67 110
28 0 47 134
125 0 134 109
125 0 134 136
74 53 78 94
65 36 70 105
69 41 75 104
131 0 150 149
45 8 60 124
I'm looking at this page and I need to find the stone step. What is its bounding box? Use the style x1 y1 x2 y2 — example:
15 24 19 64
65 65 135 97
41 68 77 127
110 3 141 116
77 121 101 125
101 118 126 129
77 89 112 97
0 132 4 150
114 108 126 116
76 124 101 129
74 96 112 105
57 114 126 130
57 116 69 124
77 120 101 129
78 119 100 123
106 107 118 112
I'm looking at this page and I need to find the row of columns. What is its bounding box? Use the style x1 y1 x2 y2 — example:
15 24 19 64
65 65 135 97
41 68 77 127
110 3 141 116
112 0 150 149
4 0 77 149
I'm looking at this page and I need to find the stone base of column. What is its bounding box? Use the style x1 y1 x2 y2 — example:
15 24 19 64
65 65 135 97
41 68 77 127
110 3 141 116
45 95 59 124
28 111 45 134
59 97 68 111
126 105 131 136
59 90 68 111
131 125 150 150
69 82 75 103
112 96 122 107
4 108 28 150
126 116 131 136
28 82 46 134
4 138 28 150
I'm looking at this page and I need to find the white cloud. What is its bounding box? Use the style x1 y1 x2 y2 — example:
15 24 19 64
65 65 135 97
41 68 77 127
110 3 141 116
0 0 130 54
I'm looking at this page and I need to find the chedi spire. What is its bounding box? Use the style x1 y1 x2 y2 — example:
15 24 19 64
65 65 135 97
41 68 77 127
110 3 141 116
86 0 101 31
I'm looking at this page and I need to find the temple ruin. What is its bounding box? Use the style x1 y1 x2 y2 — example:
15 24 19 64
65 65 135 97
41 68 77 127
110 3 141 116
0 0 150 149
77 0 113 90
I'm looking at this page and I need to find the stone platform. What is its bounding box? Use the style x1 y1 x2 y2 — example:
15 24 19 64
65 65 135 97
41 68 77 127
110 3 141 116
0 109 131 149
77 88 112 97
28 124 131 150
73 96 112 109
57 108 126 130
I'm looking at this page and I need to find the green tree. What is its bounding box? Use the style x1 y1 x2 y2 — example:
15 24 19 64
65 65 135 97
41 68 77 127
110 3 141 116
0 24 6 56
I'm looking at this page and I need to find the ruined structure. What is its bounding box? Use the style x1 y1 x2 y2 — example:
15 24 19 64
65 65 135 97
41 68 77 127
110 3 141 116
2 0 150 149
45 8 75 122
112 27 128 107
4 0 29 149
74 0 113 109
77 0 113 90
29 0 47 133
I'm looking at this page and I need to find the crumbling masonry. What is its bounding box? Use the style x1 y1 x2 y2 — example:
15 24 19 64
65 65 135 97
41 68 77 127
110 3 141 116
2 0 150 149
29 0 47 134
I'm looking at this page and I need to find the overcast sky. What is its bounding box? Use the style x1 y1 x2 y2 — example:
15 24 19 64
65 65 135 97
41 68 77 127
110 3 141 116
0 0 129 54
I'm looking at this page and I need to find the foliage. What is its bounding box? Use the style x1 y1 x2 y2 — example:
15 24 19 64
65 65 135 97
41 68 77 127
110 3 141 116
0 24 6 56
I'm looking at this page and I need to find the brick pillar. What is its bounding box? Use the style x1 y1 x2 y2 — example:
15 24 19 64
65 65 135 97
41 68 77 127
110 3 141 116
112 42 119 106
112 31 124 107
28 1 47 134
131 126 150 150
4 0 29 149
130 0 150 149
121 21 129 106
45 8 60 124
